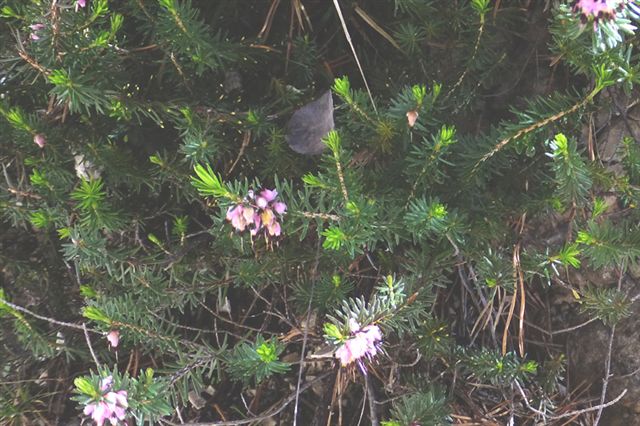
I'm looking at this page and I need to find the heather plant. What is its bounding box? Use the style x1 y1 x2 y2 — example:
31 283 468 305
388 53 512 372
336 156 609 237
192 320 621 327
2 1 640 425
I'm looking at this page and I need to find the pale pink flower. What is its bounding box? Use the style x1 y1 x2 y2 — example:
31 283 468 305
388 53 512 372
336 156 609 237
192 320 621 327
33 134 46 148
265 219 281 237
242 206 255 223
362 324 382 343
84 400 111 426
348 318 360 333
335 321 382 372
106 330 119 349
99 376 113 392
256 196 268 209
406 110 419 128
260 189 278 202
572 0 622 25
105 390 128 421
76 0 87 11
249 213 260 235
83 377 128 425
227 205 246 231
29 23 45 41
227 205 255 232
273 202 287 215
256 188 278 209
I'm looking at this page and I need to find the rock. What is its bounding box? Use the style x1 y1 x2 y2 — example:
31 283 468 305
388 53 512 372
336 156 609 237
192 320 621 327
285 90 334 156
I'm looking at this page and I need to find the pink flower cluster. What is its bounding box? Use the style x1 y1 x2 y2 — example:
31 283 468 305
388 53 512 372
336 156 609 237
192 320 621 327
571 0 623 22
335 319 382 373
29 23 45 41
83 376 128 426
226 189 287 237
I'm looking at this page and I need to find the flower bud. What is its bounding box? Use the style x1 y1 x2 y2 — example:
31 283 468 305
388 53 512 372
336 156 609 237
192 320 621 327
106 330 120 348
33 134 46 148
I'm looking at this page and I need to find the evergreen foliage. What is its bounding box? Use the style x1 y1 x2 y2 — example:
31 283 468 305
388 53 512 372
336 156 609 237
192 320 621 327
2 0 640 424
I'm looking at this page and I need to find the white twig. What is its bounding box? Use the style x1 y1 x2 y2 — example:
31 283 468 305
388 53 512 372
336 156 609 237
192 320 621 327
594 324 616 425
595 263 626 425
551 317 597 335
515 380 627 421
173 372 332 426
83 323 101 370
0 296 99 333
292 241 322 426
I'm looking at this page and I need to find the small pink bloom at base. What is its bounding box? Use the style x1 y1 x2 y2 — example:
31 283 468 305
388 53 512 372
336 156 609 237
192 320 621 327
266 220 281 237
83 377 129 426
105 390 128 410
84 400 110 426
335 342 353 366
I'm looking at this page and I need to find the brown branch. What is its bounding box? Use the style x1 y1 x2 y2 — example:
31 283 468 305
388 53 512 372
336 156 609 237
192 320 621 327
472 87 600 174
227 131 251 176
0 296 99 333
17 49 50 76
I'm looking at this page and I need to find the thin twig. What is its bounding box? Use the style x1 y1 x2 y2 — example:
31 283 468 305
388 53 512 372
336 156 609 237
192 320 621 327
357 378 367 426
502 243 522 355
257 0 281 40
594 324 616 425
227 131 251 175
471 86 601 174
146 309 249 341
173 372 331 426
551 317 597 335
0 296 99 333
594 262 626 425
446 9 486 97
615 364 640 380
332 0 377 113
515 380 627 421
365 373 379 426
293 240 322 426
83 323 101 370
